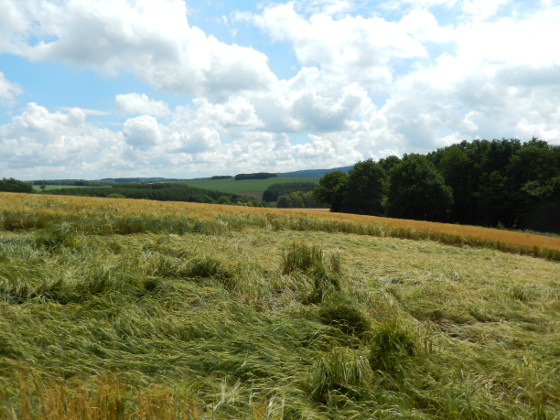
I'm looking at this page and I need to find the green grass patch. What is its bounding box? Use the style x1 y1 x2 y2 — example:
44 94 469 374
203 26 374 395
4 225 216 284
179 177 319 198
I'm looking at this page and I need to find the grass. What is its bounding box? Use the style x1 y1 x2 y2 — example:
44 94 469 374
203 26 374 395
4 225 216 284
0 192 559 418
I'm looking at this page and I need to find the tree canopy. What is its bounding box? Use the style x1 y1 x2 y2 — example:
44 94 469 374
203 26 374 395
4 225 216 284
386 154 453 222
315 138 560 233
234 173 277 181
0 178 33 193
262 182 317 202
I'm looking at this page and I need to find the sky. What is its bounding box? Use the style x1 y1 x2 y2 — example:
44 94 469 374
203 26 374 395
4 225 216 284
1 0 559 180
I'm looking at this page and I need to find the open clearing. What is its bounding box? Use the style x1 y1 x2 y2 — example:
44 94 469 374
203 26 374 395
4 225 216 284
1 193 559 419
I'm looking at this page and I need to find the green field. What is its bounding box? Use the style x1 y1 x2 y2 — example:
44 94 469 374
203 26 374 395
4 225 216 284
32 177 320 200
32 184 108 192
179 177 319 199
1 193 559 419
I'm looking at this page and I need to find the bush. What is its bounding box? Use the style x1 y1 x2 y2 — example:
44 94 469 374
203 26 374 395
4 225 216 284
281 242 345 303
262 182 316 202
369 319 416 377
319 294 371 339
306 264 342 304
309 347 372 404
281 242 325 275
217 196 232 205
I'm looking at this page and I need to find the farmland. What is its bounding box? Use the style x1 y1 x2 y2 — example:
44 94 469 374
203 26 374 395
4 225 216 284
30 177 320 202
1 193 559 419
32 177 320 198
178 177 319 199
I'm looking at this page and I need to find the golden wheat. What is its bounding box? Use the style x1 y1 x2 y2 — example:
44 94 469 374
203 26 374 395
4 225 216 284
2 192 558 251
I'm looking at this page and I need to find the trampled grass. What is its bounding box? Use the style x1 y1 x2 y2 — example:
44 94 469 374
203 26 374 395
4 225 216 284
1 192 560 419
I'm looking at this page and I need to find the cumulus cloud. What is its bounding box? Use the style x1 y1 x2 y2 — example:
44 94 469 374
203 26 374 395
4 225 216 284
0 72 22 106
0 103 121 178
2 0 560 179
240 3 427 81
123 115 161 149
115 93 170 117
1 0 276 95
462 0 511 20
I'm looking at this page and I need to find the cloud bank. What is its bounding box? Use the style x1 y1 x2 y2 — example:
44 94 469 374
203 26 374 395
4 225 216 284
0 0 559 179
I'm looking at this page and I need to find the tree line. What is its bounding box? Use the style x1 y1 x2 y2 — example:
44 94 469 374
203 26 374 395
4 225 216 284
45 182 262 206
262 182 317 202
234 172 277 181
314 138 560 233
0 178 33 193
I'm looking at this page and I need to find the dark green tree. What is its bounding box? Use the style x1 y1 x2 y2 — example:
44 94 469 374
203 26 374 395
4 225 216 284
217 196 232 205
434 145 477 224
262 182 316 202
521 177 560 233
342 159 386 215
277 192 305 208
386 154 453 222
378 155 402 173
302 191 326 208
0 178 33 193
475 170 517 227
313 171 349 212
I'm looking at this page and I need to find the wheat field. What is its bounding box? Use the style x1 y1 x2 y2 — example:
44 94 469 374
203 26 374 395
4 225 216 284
1 192 559 419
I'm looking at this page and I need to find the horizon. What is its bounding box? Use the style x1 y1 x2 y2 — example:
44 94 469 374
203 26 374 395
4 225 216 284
20 164 355 182
1 0 559 180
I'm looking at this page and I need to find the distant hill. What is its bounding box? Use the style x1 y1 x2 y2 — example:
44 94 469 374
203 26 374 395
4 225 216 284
100 177 184 183
276 166 352 178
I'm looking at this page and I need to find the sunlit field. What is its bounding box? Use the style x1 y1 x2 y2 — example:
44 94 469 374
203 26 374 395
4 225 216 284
1 192 559 419
2 193 559 258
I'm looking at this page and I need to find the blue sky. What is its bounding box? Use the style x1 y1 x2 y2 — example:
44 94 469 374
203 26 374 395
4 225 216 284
1 0 559 179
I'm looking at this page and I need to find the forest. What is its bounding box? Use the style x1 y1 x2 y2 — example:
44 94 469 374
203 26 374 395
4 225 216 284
45 182 258 206
0 178 33 193
314 138 560 233
262 182 317 202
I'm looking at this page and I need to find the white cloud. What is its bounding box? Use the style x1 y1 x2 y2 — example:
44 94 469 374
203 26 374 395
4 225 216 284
123 115 161 149
398 0 459 7
2 0 277 96
115 93 170 117
244 3 428 73
60 107 110 116
2 0 560 180
399 8 455 42
0 0 29 52
0 103 121 178
462 0 511 21
0 72 22 106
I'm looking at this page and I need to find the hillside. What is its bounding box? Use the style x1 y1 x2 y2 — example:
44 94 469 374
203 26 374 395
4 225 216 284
28 165 348 199
178 177 320 200
1 193 559 419
276 166 353 178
